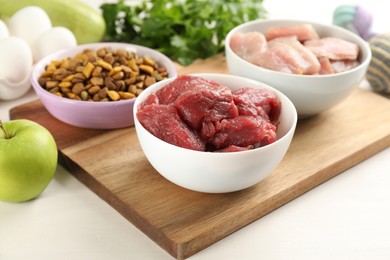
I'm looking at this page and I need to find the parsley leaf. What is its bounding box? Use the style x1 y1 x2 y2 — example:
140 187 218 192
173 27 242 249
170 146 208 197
100 0 267 65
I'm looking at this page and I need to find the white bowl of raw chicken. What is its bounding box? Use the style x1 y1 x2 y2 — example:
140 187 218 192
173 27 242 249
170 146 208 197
225 19 371 118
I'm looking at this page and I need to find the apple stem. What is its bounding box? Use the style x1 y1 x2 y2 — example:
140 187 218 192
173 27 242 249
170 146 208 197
0 120 10 139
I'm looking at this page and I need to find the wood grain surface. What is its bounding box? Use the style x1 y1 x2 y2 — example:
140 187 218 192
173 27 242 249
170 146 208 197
9 54 390 259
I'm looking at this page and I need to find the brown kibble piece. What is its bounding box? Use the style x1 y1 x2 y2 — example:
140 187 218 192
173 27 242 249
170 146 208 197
38 47 169 102
144 76 156 87
97 59 113 70
82 62 95 78
90 77 104 86
139 65 154 75
107 90 120 101
88 85 101 95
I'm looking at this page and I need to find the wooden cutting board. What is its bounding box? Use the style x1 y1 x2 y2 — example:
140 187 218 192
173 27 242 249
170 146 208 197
10 54 390 259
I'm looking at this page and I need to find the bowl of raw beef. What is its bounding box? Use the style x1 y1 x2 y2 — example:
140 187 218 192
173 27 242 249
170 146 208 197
225 19 371 118
134 73 297 193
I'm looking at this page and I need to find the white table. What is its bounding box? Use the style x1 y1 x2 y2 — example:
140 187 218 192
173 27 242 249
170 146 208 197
1 1 390 259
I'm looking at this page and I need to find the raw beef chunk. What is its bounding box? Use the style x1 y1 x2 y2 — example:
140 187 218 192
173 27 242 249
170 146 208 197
209 116 277 149
137 104 205 151
173 87 238 130
232 87 281 124
156 75 229 104
137 75 281 153
139 92 159 110
215 145 254 153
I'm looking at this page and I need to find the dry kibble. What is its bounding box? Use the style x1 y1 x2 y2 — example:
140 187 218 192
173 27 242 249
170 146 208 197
128 84 137 94
88 85 100 95
127 59 138 71
82 62 95 78
72 83 85 94
97 59 113 71
58 82 72 88
143 57 155 66
80 91 89 101
120 92 136 99
107 90 120 101
92 66 103 77
103 53 115 64
38 47 169 101
144 76 156 87
46 81 59 89
49 87 59 94
139 64 154 75
109 66 122 76
97 48 106 57
112 71 124 80
98 87 108 98
90 77 104 86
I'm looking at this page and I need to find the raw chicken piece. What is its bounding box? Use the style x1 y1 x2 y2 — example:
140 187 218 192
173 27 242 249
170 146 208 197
229 32 267 64
255 36 321 75
265 24 320 42
318 57 335 75
331 60 360 73
304 37 359 60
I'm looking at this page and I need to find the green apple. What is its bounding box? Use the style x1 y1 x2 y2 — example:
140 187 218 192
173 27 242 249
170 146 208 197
0 119 57 202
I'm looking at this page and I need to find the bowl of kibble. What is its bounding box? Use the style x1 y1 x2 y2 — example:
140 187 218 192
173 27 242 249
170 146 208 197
31 42 177 129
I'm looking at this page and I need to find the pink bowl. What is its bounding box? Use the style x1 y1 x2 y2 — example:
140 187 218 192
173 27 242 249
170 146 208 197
31 42 177 129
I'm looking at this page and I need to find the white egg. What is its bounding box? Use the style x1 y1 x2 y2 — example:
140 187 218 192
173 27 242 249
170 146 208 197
7 6 52 48
0 20 9 39
31 27 77 62
0 37 33 84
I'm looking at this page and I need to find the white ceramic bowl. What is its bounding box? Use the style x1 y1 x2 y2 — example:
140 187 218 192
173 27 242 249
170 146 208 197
134 73 297 193
225 19 372 118
31 42 177 129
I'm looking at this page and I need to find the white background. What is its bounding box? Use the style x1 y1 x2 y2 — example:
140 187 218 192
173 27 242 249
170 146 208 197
1 0 390 259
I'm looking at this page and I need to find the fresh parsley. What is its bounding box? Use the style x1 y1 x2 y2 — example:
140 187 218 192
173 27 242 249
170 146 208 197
101 0 267 65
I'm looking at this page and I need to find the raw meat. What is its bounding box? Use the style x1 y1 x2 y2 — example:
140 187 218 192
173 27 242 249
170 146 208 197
173 84 238 130
139 92 159 110
255 36 321 75
209 116 277 149
304 37 359 60
229 32 267 64
156 75 230 104
137 75 281 153
232 87 281 124
318 57 335 75
137 104 205 151
215 145 253 153
229 24 361 75
331 60 360 73
265 24 320 42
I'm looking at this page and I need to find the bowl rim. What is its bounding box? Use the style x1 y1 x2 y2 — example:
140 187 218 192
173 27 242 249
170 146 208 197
134 73 298 156
225 18 372 79
31 42 178 107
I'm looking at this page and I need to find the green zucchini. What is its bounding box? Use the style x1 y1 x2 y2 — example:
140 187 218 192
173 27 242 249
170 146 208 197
0 0 106 44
